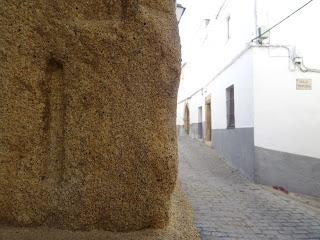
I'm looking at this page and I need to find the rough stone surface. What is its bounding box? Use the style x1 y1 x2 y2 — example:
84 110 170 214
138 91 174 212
0 183 200 240
0 0 180 232
179 136 320 240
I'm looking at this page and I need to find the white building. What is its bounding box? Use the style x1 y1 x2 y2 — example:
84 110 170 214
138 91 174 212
176 0 320 197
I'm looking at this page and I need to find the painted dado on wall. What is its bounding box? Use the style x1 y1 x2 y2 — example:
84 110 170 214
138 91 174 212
177 0 320 197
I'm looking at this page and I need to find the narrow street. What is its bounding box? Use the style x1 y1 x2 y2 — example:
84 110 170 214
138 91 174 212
178 136 320 240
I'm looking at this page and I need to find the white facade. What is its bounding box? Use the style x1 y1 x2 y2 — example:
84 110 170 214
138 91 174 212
253 0 320 159
253 48 320 159
177 0 320 196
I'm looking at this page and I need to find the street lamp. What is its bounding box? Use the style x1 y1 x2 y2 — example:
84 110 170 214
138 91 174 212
176 4 186 23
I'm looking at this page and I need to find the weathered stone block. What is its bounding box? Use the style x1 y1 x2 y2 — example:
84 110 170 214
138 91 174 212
0 0 180 232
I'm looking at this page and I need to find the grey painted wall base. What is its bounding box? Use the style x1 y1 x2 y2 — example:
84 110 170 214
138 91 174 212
177 125 255 180
177 124 320 197
177 123 204 140
190 123 203 140
213 128 255 180
177 125 187 136
255 147 320 197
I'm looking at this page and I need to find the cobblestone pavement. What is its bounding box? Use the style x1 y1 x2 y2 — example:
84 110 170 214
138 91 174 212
178 136 320 240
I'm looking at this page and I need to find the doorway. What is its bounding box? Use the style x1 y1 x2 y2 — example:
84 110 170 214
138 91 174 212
183 104 190 135
205 97 212 144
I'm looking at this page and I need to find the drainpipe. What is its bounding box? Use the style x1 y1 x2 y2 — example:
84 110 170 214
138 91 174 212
293 57 320 73
251 43 320 73
249 43 296 72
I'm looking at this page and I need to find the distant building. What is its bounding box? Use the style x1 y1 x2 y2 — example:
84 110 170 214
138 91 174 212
177 0 320 197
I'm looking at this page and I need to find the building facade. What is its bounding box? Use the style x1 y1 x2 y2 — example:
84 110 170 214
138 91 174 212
177 0 320 197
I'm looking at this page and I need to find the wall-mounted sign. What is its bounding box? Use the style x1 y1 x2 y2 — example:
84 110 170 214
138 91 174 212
296 79 312 90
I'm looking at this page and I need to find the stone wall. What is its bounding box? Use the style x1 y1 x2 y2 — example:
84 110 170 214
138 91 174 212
0 0 181 232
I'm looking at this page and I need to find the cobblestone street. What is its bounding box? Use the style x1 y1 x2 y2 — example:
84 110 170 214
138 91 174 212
178 136 320 240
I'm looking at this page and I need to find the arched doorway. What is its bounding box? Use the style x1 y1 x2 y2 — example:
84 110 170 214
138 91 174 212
183 104 190 135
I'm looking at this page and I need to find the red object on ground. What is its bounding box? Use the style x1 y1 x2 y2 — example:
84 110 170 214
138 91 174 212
273 186 289 194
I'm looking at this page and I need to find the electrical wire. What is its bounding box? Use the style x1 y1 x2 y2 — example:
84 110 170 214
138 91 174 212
178 0 318 105
215 0 229 19
251 0 315 42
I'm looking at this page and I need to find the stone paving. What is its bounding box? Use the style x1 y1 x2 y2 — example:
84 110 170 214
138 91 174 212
178 136 320 240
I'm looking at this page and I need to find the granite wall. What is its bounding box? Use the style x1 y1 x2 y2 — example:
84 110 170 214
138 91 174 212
0 0 180 232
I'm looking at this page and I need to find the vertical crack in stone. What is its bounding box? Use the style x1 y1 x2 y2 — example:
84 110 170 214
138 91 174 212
120 0 129 20
44 58 66 184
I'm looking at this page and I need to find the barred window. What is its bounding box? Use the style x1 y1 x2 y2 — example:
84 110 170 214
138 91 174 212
226 85 235 129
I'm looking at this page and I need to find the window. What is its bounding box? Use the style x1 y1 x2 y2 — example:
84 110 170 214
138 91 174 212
226 85 235 128
205 97 212 142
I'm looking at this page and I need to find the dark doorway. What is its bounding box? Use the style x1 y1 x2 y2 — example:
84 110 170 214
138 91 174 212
198 106 203 139
205 97 212 144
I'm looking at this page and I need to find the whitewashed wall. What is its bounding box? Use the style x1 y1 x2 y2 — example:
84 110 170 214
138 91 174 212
205 50 254 129
176 102 185 126
254 0 320 159
253 49 320 159
177 0 320 195
177 0 256 129
256 0 320 69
